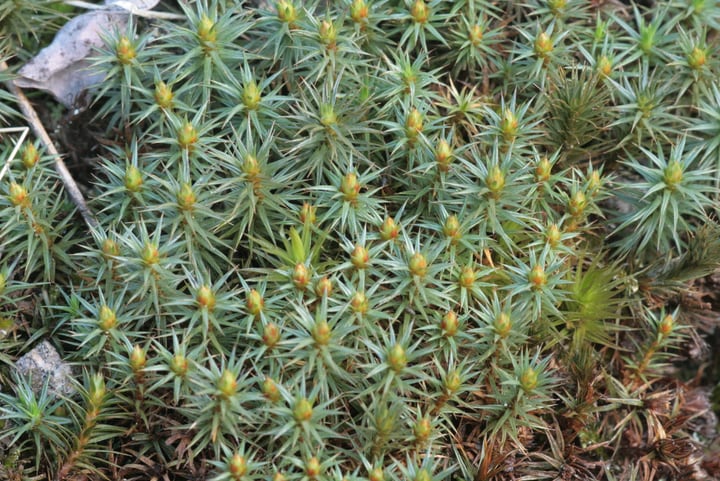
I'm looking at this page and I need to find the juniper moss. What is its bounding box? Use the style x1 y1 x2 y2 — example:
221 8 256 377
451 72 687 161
2 0 720 480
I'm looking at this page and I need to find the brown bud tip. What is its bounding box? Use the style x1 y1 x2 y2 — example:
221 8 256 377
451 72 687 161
319 20 337 49
277 0 298 24
228 453 248 479
129 344 146 372
116 35 136 64
545 224 561 247
663 161 683 190
262 322 281 349
414 415 432 441
443 215 462 243
469 24 483 46
97 305 117 332
351 291 369 314
305 457 321 479
154 81 174 108
170 353 189 377
444 369 462 394
534 31 553 58
548 0 567 14
21 143 39 169
177 121 198 150
441 310 459 337
124 165 143 193
350 0 369 23
501 108 518 142
315 276 333 298
520 367 539 392
458 266 476 288
262 377 281 403
196 285 216 311
659 314 674 336
141 242 160 266
588 170 602 194
350 245 370 269
408 252 428 278
242 80 262 110
300 202 317 224
597 55 612 77
369 468 384 481
568 190 587 217
102 238 120 258
292 263 311 290
247 289 265 318
242 155 261 182
528 264 546 289
535 156 552 182
217 369 238 399
486 165 505 196
406 108 424 139
293 397 313 423
197 15 217 44
410 0 429 24
493 312 512 338
688 46 707 70
177 183 196 211
379 217 399 241
340 172 360 203
312 319 332 345
435 139 453 172
8 182 30 208
388 343 407 372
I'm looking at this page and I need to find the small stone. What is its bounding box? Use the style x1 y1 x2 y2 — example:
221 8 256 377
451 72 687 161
14 341 75 398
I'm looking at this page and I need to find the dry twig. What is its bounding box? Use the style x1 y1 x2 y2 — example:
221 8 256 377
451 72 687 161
1 60 97 228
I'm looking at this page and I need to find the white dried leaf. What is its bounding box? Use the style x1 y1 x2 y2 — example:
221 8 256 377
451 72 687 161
14 0 159 108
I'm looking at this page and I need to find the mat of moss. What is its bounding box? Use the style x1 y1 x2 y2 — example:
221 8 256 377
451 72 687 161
2 1 720 480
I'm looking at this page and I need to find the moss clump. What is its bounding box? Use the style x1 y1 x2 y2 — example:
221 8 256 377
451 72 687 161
1 1 720 480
